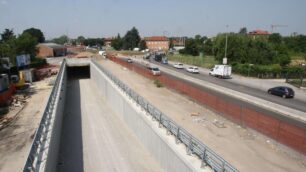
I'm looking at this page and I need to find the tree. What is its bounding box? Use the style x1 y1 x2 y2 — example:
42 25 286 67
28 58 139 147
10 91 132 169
77 36 86 45
15 32 38 57
139 40 147 50
180 38 199 56
1 29 15 42
111 34 123 50
52 35 69 45
122 27 141 50
203 39 213 55
269 33 282 44
239 27 248 34
23 28 45 43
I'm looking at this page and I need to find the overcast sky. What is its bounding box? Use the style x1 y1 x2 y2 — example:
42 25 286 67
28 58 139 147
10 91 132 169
1 0 306 39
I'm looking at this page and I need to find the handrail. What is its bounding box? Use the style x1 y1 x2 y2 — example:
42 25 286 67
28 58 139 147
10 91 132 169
91 59 238 172
23 59 66 172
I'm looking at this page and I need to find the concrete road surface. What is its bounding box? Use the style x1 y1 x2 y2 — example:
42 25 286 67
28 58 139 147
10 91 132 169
57 79 164 172
146 58 306 113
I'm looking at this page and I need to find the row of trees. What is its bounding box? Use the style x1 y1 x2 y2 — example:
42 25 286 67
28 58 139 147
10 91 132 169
111 27 147 50
0 28 44 65
52 35 104 47
181 29 306 66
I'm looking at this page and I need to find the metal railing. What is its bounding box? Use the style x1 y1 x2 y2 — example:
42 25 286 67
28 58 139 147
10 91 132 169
92 59 238 172
23 59 66 172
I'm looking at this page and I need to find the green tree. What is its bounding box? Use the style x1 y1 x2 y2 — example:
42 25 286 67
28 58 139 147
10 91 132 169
269 33 282 44
139 39 147 50
23 28 45 43
111 34 123 50
15 32 38 57
76 36 86 45
1 29 15 42
53 35 69 45
122 27 141 50
238 27 248 34
180 38 199 56
203 38 213 55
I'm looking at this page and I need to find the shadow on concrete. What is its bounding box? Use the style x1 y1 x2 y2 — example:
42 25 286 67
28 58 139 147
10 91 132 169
57 79 84 172
67 66 90 80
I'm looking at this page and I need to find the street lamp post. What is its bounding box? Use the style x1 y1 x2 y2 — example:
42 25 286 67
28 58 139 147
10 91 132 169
223 25 229 65
248 64 254 77
301 63 305 87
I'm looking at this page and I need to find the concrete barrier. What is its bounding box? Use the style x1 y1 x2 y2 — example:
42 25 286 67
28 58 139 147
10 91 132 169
90 61 210 172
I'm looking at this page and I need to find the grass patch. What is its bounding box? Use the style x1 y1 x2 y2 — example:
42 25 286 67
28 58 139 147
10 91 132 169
287 79 306 88
109 50 146 56
289 52 306 60
154 79 163 88
166 54 218 68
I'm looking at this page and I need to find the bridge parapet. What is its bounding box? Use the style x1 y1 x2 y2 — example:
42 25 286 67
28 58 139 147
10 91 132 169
23 59 67 172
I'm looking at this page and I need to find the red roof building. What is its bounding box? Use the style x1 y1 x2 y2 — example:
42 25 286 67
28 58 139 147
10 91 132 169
248 29 270 39
144 36 169 51
104 38 114 47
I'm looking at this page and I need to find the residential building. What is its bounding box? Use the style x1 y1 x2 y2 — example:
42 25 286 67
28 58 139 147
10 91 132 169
37 43 67 58
144 36 169 51
248 29 270 39
104 38 113 47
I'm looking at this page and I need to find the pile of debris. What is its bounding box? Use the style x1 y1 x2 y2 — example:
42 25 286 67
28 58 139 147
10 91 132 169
0 94 30 129
10 94 30 109
35 67 58 81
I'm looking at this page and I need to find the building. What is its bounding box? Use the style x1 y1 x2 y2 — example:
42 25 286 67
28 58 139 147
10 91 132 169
144 36 169 51
170 37 186 51
248 29 270 39
104 38 113 47
37 43 67 58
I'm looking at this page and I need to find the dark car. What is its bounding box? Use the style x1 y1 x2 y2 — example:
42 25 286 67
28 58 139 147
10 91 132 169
268 86 295 98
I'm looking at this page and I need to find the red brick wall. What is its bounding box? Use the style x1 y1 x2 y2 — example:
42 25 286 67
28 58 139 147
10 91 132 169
37 45 54 58
107 55 306 154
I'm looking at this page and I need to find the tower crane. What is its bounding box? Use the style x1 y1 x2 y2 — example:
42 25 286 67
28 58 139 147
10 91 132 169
271 24 288 33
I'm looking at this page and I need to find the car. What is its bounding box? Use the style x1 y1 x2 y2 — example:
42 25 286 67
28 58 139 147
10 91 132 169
149 67 161 76
186 66 199 73
173 63 184 69
267 86 295 98
161 58 168 64
127 58 133 63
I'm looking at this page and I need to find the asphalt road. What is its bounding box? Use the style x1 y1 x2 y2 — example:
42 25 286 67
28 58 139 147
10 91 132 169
57 79 164 172
130 57 306 113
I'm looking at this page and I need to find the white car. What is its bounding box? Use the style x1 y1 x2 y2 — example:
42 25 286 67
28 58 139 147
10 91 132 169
127 58 133 63
173 63 184 69
150 67 161 76
186 66 199 73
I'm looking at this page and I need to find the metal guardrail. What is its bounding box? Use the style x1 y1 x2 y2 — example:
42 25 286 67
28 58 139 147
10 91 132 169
23 59 66 172
92 59 238 172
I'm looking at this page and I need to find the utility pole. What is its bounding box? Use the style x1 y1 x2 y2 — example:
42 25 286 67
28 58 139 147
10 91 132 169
224 25 229 65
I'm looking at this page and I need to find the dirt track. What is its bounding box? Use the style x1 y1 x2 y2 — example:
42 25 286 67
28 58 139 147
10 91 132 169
0 78 53 172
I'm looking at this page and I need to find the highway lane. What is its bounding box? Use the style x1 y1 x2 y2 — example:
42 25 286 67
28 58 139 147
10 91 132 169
128 57 306 113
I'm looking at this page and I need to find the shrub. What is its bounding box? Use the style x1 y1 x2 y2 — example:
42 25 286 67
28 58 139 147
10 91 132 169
154 79 163 88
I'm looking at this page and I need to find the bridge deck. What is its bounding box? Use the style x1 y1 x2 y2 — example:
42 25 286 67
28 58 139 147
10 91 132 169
57 78 164 172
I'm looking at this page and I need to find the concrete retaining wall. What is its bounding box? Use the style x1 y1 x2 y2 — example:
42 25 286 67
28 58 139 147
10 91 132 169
107 55 306 155
90 62 205 172
44 65 67 172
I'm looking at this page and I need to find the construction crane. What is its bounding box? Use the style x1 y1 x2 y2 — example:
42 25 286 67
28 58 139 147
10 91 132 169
271 24 288 33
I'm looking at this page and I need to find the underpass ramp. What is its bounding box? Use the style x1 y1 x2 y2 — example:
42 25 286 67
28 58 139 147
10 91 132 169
57 70 164 171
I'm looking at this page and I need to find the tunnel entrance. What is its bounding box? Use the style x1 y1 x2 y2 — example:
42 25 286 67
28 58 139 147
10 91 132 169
67 65 90 79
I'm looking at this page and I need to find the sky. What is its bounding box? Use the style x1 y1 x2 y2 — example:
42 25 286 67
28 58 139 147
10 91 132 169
1 0 306 39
